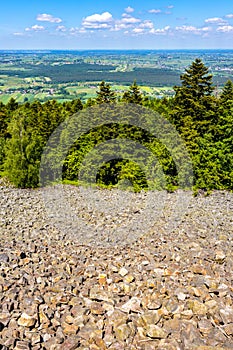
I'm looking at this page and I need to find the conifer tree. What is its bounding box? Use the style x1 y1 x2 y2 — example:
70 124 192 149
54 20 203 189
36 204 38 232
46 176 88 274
172 58 216 138
219 80 233 105
6 97 19 112
122 81 143 105
214 79 233 189
96 81 116 104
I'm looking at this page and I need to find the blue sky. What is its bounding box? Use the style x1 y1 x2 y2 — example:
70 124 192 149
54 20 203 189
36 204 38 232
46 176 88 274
1 0 233 49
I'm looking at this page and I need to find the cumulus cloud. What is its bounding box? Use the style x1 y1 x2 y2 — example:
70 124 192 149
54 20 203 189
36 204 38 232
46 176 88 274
176 25 210 35
20 7 233 40
148 9 162 14
121 16 141 24
25 25 45 32
176 25 198 32
112 15 141 31
82 12 113 29
69 27 85 35
125 6 134 13
139 20 154 29
217 25 233 32
56 25 67 32
37 13 62 23
131 21 154 34
204 17 227 24
150 26 170 34
132 28 144 34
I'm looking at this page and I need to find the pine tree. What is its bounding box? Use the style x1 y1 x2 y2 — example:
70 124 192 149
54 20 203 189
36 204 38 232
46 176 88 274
96 81 116 104
122 81 143 105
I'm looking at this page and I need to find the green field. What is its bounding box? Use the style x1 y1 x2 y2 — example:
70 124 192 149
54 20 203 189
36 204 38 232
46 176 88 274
0 77 175 104
0 50 232 104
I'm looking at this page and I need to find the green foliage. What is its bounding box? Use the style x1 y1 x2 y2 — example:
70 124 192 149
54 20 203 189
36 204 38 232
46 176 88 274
3 100 70 187
95 81 116 104
220 80 233 105
4 110 43 187
62 99 83 114
2 60 181 86
122 81 143 105
0 137 6 174
170 60 232 191
0 62 232 193
6 97 19 112
172 58 216 135
61 116 178 193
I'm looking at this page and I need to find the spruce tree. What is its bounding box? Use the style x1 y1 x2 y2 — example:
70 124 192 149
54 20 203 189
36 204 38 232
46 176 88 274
96 81 116 104
219 80 233 105
171 59 218 190
172 58 216 138
122 81 143 105
214 79 233 189
6 97 19 112
175 58 214 98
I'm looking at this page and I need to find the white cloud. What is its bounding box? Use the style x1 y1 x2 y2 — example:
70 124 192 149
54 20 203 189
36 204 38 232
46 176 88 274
132 28 144 34
121 16 140 24
79 28 87 33
82 12 113 29
111 23 126 31
56 25 67 32
148 9 162 14
176 25 198 32
111 14 141 31
13 32 24 36
139 20 154 29
175 25 211 35
20 7 233 40
201 27 211 32
150 26 170 34
125 6 134 13
37 13 62 23
217 25 233 32
25 25 45 32
69 27 87 35
70 27 77 33
205 17 226 24
85 23 111 29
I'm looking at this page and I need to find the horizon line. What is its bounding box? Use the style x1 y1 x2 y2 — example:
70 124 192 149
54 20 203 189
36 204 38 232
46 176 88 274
1 48 233 51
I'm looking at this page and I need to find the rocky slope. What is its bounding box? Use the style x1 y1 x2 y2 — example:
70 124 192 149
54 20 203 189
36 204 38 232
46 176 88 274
0 184 233 349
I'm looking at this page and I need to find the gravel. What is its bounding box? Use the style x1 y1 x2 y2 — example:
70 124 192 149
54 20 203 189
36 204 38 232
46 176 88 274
0 183 232 349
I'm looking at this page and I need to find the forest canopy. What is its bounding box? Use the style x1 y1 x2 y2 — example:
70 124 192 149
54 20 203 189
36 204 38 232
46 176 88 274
0 59 232 192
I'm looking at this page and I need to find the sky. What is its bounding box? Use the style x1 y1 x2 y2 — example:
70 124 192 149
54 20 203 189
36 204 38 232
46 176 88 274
1 0 233 50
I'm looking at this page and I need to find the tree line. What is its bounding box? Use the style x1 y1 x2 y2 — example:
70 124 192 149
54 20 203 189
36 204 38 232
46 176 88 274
0 58 232 192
